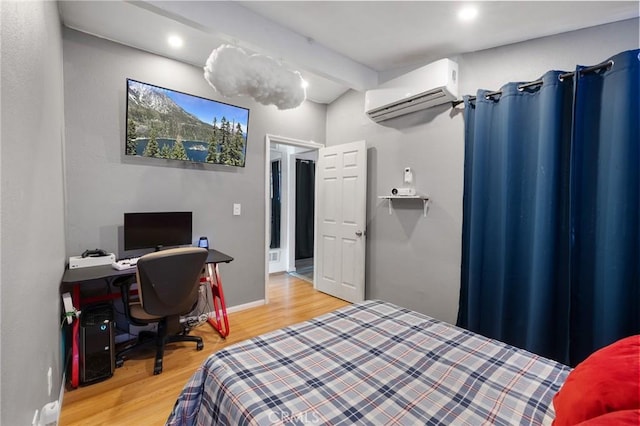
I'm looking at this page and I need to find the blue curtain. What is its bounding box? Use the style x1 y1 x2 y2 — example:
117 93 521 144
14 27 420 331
458 49 639 366
569 50 640 365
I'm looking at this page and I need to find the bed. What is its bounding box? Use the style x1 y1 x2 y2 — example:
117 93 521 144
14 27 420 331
167 300 571 425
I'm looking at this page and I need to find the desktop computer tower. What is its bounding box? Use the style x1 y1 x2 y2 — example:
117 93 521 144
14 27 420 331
80 304 115 385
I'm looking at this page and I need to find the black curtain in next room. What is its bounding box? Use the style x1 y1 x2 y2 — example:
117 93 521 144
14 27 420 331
270 160 281 249
295 159 315 260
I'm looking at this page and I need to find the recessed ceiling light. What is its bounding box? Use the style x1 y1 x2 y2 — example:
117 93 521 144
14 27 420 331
168 35 183 48
458 6 478 22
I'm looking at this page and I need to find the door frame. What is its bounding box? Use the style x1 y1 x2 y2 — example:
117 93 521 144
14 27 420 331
264 134 324 304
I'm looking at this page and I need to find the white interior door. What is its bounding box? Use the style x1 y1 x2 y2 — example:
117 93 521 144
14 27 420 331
315 140 367 303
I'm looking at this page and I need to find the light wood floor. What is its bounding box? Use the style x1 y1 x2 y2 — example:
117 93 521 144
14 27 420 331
59 274 349 425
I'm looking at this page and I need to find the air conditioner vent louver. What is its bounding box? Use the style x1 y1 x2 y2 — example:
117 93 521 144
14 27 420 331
367 89 448 121
365 58 458 123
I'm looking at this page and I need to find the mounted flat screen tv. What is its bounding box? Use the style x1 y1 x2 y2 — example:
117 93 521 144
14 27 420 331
125 79 250 167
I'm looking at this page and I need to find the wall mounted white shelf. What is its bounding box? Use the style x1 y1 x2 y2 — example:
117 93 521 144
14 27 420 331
378 195 430 217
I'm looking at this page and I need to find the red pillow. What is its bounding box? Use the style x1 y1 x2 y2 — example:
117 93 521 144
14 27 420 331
552 335 640 426
577 409 640 425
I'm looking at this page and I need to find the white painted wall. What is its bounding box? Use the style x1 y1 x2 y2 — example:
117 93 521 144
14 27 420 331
1 1 66 424
326 18 639 325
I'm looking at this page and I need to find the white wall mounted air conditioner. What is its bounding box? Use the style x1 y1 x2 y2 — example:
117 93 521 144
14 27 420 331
365 58 458 122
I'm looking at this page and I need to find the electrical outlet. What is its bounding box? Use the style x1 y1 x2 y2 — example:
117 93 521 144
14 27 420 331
233 203 241 216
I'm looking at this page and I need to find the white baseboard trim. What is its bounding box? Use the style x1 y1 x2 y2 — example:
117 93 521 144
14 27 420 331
226 299 265 313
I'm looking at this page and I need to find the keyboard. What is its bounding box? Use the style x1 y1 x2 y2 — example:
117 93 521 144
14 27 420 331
111 257 140 271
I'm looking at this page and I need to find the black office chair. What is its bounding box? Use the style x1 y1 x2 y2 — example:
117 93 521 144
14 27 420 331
114 247 208 375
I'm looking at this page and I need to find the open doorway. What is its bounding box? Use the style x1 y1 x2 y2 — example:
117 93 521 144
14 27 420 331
268 144 318 279
264 135 324 304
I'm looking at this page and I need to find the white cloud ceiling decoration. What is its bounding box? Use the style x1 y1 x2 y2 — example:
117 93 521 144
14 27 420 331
203 44 307 110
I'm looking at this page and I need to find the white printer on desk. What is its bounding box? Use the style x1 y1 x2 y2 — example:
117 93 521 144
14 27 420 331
69 249 116 269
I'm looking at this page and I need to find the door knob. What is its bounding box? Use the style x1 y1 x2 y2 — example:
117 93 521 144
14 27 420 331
355 231 363 237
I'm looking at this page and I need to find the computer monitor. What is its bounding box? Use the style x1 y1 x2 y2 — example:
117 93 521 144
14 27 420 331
124 212 193 251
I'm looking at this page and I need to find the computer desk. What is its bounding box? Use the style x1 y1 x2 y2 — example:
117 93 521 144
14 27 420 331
60 249 233 389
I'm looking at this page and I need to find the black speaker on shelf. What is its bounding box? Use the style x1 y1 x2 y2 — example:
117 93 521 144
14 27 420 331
80 304 115 385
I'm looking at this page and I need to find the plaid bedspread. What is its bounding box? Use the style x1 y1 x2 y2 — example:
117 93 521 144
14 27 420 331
167 300 570 425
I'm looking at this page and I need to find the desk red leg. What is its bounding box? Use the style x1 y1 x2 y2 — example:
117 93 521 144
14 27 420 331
71 285 81 389
205 263 229 338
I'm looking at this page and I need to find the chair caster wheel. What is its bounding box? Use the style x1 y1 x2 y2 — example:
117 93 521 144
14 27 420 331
197 342 204 351
154 360 163 375
116 359 124 368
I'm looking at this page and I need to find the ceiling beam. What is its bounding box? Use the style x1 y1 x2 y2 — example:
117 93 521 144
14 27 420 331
137 0 379 92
